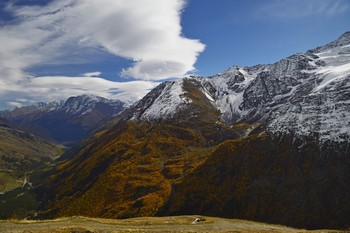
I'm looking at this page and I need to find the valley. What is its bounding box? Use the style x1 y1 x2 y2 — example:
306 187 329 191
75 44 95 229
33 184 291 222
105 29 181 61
0 119 63 193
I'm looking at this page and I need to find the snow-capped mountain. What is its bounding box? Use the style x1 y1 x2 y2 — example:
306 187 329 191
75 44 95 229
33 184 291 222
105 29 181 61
0 95 126 144
127 32 350 144
60 95 124 116
1 95 124 118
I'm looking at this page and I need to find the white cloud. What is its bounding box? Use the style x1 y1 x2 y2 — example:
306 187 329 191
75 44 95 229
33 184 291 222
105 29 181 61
0 0 205 109
0 0 205 78
6 101 22 108
16 98 34 103
71 0 205 80
256 0 350 20
0 75 159 109
82 72 102 77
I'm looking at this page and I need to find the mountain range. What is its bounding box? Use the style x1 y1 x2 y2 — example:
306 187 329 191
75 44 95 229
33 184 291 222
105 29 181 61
1 32 350 230
0 95 126 145
127 31 350 145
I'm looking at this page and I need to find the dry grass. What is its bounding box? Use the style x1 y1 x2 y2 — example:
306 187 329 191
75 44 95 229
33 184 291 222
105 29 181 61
0 216 345 233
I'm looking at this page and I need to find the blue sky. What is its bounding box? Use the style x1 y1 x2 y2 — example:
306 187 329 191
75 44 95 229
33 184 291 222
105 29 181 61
182 0 350 76
0 0 349 109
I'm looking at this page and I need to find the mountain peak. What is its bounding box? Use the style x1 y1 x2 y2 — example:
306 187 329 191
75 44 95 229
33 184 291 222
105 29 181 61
308 31 350 54
332 31 350 47
339 31 350 39
65 94 105 104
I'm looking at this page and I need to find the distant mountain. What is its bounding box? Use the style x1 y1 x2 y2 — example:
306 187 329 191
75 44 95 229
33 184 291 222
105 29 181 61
6 32 350 229
0 95 127 145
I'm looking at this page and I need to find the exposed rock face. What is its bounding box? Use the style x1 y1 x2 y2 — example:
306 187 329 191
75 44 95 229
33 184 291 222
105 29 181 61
268 75 350 145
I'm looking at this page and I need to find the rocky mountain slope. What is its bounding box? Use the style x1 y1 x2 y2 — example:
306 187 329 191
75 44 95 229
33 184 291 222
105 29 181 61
0 95 126 145
4 32 350 229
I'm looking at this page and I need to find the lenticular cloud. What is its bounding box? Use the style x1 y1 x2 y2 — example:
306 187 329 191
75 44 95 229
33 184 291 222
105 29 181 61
4 0 205 81
73 0 206 80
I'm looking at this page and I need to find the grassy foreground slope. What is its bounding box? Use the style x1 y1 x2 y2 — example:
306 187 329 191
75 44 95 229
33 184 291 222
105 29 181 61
0 216 344 233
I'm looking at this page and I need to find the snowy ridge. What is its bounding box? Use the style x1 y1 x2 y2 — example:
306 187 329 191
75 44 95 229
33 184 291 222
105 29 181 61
0 94 126 119
17 95 118 116
62 95 110 116
129 32 350 144
139 79 187 120
201 66 264 123
46 94 125 117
